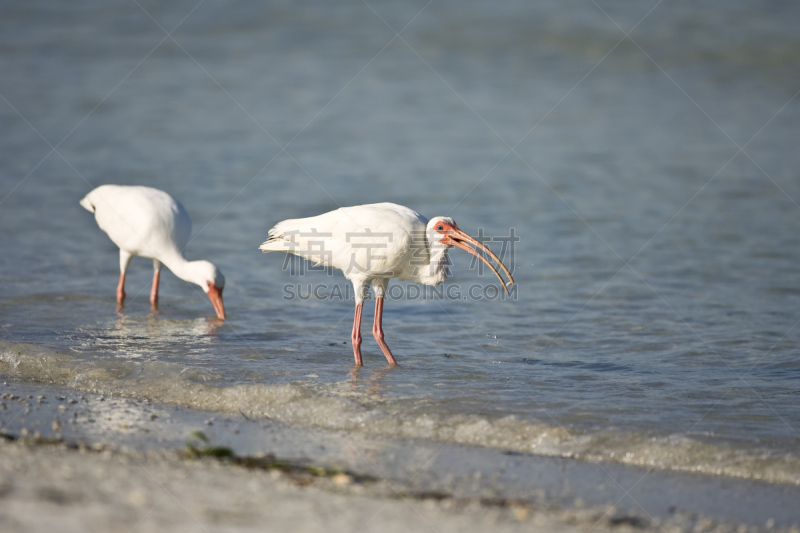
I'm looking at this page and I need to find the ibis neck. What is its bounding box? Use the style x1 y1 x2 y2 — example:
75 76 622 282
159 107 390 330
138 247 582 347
160 252 202 288
418 245 450 287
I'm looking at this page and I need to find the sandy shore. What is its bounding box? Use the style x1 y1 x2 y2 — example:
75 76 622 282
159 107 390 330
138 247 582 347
1 437 594 533
1 379 798 532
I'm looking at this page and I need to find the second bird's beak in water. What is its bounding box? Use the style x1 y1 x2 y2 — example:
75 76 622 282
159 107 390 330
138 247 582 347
207 282 225 320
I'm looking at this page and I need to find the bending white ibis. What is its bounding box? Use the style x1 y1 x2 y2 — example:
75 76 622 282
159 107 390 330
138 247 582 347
260 202 513 366
80 185 226 319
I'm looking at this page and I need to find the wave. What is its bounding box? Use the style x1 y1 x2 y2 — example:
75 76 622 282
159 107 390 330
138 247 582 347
2 340 798 485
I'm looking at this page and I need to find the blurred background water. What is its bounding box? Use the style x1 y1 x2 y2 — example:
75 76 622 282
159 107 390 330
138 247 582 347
1 0 799 483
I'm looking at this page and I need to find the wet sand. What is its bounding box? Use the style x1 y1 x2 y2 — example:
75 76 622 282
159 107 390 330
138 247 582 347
1 380 799 532
2 438 589 533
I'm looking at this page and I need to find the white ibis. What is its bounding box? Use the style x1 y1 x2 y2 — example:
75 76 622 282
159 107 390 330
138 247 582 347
260 202 513 366
80 185 225 319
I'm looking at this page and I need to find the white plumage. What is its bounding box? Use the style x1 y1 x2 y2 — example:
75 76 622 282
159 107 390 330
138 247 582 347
80 185 225 319
261 202 513 366
262 203 440 287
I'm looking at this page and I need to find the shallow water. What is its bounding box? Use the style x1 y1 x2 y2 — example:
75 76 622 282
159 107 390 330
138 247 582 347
1 0 799 484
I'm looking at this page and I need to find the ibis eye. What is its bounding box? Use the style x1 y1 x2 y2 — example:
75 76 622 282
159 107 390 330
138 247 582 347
437 225 444 231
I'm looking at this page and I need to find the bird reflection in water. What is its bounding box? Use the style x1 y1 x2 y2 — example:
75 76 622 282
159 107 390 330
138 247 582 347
114 296 161 317
112 313 224 341
348 366 393 397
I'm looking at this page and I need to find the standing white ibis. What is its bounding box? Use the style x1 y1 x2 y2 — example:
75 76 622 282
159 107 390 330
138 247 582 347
80 185 225 319
260 202 513 366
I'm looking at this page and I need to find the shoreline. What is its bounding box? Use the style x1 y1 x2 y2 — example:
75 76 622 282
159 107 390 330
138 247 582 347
1 379 799 532
3 339 798 487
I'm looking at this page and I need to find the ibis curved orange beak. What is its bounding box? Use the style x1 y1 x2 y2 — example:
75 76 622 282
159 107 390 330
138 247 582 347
207 284 225 320
442 226 515 295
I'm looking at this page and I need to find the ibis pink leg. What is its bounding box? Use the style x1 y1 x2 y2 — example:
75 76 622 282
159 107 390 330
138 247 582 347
351 303 364 366
117 250 132 312
116 271 127 307
150 269 160 310
373 297 397 365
